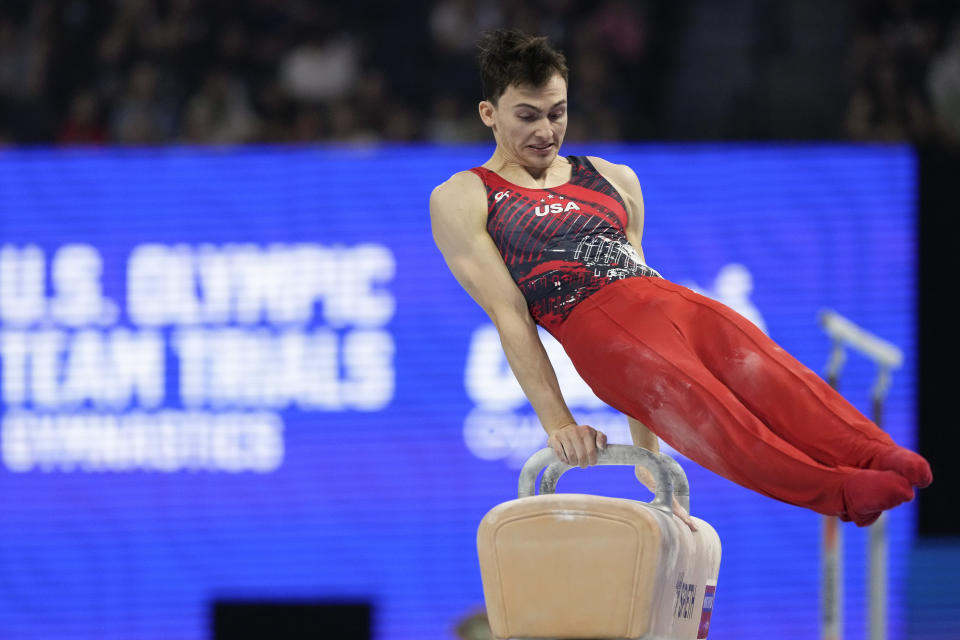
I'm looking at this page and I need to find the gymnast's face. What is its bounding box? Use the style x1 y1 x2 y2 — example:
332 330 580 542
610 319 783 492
479 73 568 171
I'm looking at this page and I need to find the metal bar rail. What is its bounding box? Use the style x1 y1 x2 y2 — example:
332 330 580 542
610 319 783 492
518 444 690 512
819 309 903 640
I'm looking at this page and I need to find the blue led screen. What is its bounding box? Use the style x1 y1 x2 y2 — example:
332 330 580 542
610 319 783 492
0 145 915 639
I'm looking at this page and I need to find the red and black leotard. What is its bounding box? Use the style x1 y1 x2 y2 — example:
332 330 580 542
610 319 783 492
470 155 661 336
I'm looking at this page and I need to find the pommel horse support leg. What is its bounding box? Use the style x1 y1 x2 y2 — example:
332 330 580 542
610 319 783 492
477 445 721 640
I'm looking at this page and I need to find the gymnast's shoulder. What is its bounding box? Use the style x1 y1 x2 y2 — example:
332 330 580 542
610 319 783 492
429 170 487 217
585 156 641 187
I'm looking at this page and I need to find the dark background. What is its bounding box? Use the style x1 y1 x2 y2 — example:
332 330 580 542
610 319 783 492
918 146 960 536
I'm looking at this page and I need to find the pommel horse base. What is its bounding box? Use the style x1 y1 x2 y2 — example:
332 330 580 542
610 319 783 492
477 445 722 640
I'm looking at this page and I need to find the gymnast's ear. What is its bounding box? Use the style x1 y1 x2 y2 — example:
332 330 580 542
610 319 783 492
478 100 496 128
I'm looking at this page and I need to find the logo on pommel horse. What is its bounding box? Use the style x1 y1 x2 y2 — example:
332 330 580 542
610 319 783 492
674 572 698 619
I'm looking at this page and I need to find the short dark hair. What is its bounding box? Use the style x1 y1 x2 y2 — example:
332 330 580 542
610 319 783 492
476 29 568 105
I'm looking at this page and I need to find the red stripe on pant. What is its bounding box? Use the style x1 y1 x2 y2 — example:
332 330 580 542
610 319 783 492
557 277 899 519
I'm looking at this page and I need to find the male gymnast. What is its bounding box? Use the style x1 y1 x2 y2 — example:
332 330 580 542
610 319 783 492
430 29 932 527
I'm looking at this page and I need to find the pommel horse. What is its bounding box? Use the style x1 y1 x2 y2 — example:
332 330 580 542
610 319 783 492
477 445 722 640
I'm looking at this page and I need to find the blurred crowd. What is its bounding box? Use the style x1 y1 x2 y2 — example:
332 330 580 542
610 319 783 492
846 0 960 144
0 0 958 146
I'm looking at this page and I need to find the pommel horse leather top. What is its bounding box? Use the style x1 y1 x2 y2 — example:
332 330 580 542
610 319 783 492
477 445 721 640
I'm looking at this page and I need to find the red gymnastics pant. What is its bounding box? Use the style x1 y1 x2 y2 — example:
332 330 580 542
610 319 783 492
556 277 932 526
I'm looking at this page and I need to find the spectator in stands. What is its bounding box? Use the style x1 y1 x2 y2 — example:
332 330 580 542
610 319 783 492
279 22 361 104
179 69 260 144
110 61 176 144
58 89 107 144
845 56 934 142
0 8 55 142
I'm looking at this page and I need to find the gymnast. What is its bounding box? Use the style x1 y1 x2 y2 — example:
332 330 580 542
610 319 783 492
429 28 932 528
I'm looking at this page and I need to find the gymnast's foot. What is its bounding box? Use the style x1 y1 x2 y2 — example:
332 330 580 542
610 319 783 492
841 469 914 527
867 447 933 488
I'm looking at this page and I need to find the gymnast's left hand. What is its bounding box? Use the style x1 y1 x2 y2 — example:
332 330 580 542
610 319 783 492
547 423 607 468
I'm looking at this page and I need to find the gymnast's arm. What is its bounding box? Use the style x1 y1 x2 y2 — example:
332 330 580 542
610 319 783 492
430 171 607 467
588 156 648 264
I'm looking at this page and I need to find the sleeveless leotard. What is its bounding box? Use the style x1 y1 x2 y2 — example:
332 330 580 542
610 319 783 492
470 156 661 335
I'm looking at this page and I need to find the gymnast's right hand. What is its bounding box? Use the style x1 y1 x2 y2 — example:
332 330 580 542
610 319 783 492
635 466 698 532
547 423 607 468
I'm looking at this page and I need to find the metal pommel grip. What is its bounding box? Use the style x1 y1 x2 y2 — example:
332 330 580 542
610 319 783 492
517 444 687 515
